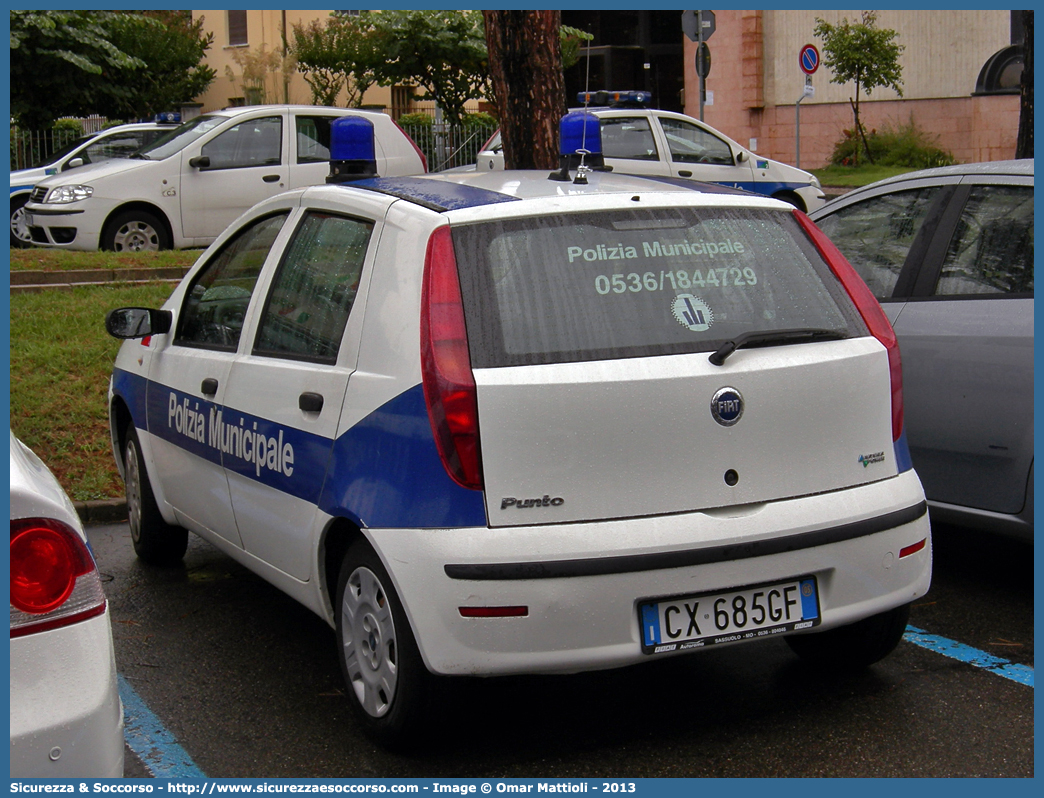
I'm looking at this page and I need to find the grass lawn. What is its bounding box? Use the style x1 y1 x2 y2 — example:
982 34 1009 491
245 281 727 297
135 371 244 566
10 247 202 272
10 281 176 501
811 164 916 188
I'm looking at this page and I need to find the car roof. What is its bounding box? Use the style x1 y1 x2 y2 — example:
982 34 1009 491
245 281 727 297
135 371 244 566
207 104 390 120
852 159 1032 189
343 170 759 212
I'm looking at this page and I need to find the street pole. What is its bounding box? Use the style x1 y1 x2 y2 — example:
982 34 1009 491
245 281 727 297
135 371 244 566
698 11 705 121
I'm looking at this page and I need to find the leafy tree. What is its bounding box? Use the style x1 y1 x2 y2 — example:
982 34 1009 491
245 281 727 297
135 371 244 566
103 12 217 119
369 10 490 127
290 14 381 107
484 11 565 170
814 11 904 165
10 10 144 128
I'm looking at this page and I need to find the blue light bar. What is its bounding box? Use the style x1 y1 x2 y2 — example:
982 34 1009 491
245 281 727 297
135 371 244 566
328 116 378 183
576 90 652 108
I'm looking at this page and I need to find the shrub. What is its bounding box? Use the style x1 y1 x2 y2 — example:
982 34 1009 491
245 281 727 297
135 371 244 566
830 118 956 169
396 112 433 127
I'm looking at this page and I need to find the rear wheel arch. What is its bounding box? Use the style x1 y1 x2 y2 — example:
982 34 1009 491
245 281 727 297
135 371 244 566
321 518 367 622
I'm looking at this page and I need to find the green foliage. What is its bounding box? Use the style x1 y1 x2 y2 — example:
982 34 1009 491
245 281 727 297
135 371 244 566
225 44 295 106
396 112 434 127
369 10 490 127
291 14 382 107
464 111 499 128
103 11 217 119
10 10 145 128
52 119 84 135
10 10 215 127
560 25 594 70
830 119 957 169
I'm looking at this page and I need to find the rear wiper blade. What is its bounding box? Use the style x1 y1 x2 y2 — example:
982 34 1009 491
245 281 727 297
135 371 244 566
709 328 847 366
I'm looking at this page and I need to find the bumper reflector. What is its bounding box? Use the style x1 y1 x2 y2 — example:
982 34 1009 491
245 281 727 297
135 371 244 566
899 538 927 559
459 606 528 618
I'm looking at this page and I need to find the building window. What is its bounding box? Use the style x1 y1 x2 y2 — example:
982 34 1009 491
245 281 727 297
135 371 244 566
228 10 247 47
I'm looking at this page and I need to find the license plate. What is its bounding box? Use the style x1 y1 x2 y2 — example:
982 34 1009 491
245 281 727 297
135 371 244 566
639 576 820 655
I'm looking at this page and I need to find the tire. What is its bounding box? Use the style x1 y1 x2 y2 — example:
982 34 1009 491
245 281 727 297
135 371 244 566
104 210 169 252
123 423 188 566
335 538 434 749
11 194 33 248
785 603 911 670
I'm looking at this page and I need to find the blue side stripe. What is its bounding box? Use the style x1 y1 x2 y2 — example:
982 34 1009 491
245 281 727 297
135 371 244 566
904 626 1034 687
112 369 487 529
118 675 207 778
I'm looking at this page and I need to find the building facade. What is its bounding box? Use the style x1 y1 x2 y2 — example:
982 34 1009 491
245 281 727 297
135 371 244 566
683 10 1023 168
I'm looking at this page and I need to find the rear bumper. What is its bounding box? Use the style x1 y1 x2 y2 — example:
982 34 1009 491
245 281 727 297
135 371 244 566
10 611 125 777
369 470 931 676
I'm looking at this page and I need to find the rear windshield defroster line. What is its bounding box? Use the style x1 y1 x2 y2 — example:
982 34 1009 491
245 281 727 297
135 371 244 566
443 501 927 581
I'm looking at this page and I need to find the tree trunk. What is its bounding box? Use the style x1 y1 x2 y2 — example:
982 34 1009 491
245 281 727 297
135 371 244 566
483 10 566 170
1016 10 1033 159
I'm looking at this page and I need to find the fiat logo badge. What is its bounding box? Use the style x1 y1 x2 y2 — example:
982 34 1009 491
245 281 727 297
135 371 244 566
711 387 744 427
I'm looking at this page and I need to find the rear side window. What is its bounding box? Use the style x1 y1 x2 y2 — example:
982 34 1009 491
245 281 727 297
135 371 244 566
936 185 1033 296
814 187 941 298
453 208 866 368
296 116 333 163
253 212 374 363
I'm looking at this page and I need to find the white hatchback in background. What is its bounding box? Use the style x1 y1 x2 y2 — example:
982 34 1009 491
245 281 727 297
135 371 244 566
470 92 826 211
104 126 929 749
9 431 124 777
10 121 175 247
23 105 427 252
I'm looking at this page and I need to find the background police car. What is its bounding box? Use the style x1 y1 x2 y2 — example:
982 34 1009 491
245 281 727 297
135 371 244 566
105 143 929 747
23 105 426 252
469 92 825 212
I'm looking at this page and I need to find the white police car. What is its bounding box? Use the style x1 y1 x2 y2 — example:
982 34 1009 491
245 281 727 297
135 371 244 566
23 105 427 252
10 121 175 247
105 115 930 747
10 431 124 776
470 91 826 212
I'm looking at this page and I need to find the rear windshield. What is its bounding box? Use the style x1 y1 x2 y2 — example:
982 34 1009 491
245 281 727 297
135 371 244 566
452 208 867 368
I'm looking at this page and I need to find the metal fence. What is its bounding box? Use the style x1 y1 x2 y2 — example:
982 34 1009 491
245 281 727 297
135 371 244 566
399 122 497 172
11 119 497 174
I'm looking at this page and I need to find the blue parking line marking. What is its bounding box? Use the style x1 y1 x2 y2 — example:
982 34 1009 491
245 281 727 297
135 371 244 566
904 626 1034 687
118 674 207 778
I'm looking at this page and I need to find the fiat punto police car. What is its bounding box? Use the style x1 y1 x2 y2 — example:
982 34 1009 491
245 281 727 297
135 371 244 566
105 114 931 747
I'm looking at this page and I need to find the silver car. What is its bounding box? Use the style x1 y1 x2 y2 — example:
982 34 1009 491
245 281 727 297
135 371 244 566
811 161 1033 541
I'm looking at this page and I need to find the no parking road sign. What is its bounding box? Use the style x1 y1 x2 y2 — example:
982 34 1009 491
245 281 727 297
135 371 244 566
799 44 820 75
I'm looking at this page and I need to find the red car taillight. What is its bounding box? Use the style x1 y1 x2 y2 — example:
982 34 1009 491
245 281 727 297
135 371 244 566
10 518 107 638
793 210 905 442
420 225 483 490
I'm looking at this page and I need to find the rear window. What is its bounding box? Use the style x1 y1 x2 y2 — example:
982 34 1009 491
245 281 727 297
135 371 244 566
452 208 867 368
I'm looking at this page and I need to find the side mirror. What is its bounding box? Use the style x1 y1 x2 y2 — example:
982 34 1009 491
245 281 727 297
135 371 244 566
64 157 85 170
736 151 749 164
188 155 210 169
105 307 173 339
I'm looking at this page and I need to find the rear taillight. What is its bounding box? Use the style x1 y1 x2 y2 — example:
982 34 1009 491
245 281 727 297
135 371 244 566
10 518 107 638
421 225 483 490
393 119 428 173
793 210 905 442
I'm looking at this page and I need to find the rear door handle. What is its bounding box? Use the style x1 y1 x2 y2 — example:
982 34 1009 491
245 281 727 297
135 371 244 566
262 174 281 183
299 392 324 413
678 170 692 177
201 378 219 396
